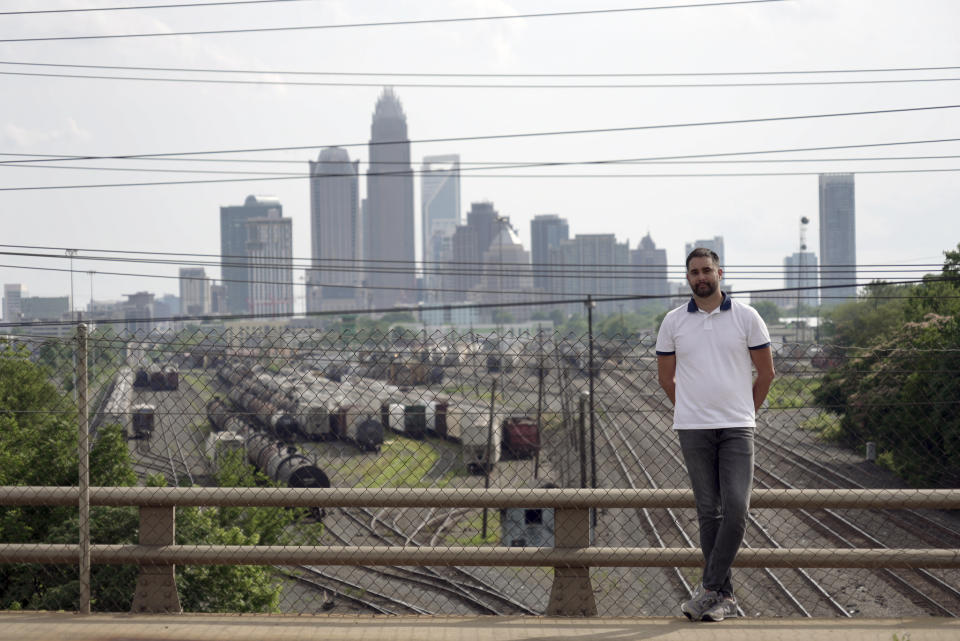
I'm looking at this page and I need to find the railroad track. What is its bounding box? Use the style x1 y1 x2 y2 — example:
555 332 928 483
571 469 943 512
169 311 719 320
324 507 537 615
599 367 960 617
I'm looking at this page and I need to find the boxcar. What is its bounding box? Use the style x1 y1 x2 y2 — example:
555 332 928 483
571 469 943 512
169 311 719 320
455 406 502 474
131 404 155 439
501 416 541 459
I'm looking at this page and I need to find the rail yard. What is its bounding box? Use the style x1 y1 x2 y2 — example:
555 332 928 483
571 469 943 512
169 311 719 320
89 334 960 617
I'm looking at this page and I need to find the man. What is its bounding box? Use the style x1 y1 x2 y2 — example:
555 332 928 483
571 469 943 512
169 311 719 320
655 247 775 622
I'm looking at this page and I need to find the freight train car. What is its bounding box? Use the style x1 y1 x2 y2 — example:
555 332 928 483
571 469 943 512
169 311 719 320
131 404 156 439
449 405 502 474
501 416 541 459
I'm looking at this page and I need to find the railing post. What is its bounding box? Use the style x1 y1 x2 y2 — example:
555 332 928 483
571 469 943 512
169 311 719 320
131 506 182 613
547 507 597 616
76 323 91 615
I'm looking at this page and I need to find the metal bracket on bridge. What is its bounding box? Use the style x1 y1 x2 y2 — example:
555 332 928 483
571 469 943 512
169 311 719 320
131 506 182 614
547 508 597 616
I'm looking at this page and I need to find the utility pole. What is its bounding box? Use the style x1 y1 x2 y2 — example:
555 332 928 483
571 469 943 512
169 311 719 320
798 216 809 344
66 248 78 320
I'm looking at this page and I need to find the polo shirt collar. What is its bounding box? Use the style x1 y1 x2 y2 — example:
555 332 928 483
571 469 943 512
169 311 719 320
687 291 731 313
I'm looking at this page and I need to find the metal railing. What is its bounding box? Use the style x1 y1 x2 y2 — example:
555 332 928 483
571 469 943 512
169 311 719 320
1 486 959 615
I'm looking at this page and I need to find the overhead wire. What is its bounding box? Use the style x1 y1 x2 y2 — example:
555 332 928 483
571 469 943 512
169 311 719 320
5 154 960 182
0 248 943 279
0 242 944 271
5 166 960 191
4 104 959 166
4 59 960 78
0 0 313 15
2 276 957 330
0 1 785 44
7 68 960 89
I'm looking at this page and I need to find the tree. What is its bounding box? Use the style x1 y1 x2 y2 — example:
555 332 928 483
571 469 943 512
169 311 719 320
812 244 960 486
0 343 316 612
749 301 782 326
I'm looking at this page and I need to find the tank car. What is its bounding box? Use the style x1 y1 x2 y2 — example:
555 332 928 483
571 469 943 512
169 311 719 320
269 412 299 442
501 416 541 459
133 368 150 389
148 367 167 391
345 414 384 452
162 367 179 391
206 397 232 432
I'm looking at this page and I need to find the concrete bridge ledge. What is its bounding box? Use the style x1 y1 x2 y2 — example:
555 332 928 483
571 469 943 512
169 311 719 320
0 612 956 641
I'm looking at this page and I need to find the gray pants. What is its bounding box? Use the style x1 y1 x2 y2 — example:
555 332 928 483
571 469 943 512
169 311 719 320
677 427 754 595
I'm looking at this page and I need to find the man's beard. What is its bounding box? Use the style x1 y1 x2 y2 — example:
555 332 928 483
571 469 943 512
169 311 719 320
691 280 717 298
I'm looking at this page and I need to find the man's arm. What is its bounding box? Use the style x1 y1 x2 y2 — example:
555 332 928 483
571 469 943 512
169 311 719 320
657 354 676 405
749 346 775 411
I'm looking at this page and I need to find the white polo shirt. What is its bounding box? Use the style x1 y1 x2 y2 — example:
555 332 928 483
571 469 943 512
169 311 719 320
655 293 770 429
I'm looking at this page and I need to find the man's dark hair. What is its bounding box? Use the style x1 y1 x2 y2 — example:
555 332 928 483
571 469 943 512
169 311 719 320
686 247 720 270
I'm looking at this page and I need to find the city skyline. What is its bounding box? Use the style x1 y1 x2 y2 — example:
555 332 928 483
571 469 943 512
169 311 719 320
1 1 957 308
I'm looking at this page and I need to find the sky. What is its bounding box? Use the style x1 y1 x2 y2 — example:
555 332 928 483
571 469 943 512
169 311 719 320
1 0 959 313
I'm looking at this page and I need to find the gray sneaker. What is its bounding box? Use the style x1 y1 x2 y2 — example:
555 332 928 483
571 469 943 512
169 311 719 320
702 595 738 622
680 585 722 621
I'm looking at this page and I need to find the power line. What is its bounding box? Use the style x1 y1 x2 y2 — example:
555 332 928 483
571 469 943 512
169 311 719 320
4 104 957 166
5 166 960 191
0 242 943 271
0 248 944 278
5 154 960 181
7 136 960 174
8 68 960 89
5 59 960 79
0 1 784 44
0 0 313 15
2 276 956 330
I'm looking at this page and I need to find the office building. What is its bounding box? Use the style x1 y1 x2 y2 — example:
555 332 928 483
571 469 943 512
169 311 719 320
421 155 461 300
784 251 819 309
819 173 856 304
469 219 537 322
554 234 631 315
20 296 69 321
530 214 569 294
179 268 211 316
220 195 284 314
366 88 415 308
308 147 361 312
245 210 294 317
449 202 502 299
631 233 670 310
2 284 23 322
123 292 155 336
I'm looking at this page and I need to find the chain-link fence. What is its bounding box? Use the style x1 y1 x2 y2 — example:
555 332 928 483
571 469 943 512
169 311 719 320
0 321 958 617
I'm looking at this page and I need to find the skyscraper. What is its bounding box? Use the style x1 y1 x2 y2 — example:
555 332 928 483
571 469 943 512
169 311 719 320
245 209 294 316
819 173 856 304
366 88 415 308
179 268 211 316
220 195 283 314
308 147 361 312
555 234 631 315
530 214 569 294
450 202 502 298
421 155 461 300
631 233 669 310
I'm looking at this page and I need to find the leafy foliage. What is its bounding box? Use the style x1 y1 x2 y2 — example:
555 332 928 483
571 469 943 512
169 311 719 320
813 244 960 486
749 301 782 326
0 343 315 611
